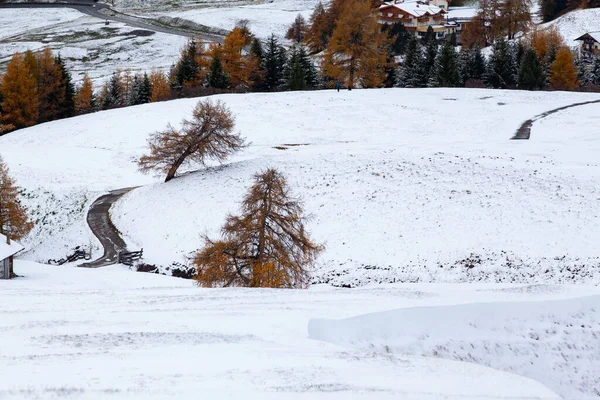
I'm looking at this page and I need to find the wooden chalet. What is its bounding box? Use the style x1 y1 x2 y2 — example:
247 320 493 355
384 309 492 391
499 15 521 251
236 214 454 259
378 0 456 39
575 32 600 59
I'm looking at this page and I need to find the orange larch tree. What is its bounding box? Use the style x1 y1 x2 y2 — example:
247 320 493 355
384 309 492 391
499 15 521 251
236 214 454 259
0 155 33 277
74 73 95 114
322 0 390 89
149 70 172 102
215 27 253 87
37 48 65 123
0 52 39 131
194 168 324 288
549 46 578 89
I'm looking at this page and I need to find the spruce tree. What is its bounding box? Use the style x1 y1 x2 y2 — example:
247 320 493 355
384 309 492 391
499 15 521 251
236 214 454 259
485 37 517 89
423 29 438 84
430 40 460 87
250 38 264 62
55 55 75 119
264 34 287 91
129 74 152 106
458 46 487 85
249 38 267 91
207 54 230 89
285 47 307 91
172 40 201 91
102 72 123 110
397 35 424 88
518 48 545 90
382 22 411 55
590 56 600 87
297 45 318 88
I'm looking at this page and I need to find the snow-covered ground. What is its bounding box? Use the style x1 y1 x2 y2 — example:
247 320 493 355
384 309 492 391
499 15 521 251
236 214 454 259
1 89 599 279
0 8 187 82
3 260 599 399
309 292 600 399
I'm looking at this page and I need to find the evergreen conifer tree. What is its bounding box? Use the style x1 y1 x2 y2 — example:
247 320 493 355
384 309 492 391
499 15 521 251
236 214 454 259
423 29 438 84
249 39 267 91
55 55 75 119
285 45 317 90
285 47 308 91
172 40 202 91
264 34 287 91
207 54 230 89
430 40 460 87
518 48 545 90
397 35 424 87
382 23 411 55
485 37 518 88
102 72 123 110
590 56 600 87
129 73 153 106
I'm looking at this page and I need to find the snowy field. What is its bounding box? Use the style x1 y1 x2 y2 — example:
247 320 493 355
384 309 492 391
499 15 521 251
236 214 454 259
0 8 188 82
146 0 321 39
2 260 599 399
1 89 599 280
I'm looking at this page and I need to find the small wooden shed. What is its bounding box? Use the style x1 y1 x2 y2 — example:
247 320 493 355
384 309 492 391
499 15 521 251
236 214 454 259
0 233 24 280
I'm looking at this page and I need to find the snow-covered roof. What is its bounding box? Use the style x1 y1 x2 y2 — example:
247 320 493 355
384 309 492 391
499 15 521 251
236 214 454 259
380 1 446 17
574 31 600 43
0 234 24 260
446 7 477 19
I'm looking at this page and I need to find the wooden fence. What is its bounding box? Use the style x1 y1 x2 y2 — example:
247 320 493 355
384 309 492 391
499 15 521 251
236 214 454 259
118 249 143 266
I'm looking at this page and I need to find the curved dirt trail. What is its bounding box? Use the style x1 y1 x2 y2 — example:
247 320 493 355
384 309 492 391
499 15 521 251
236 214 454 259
80 187 136 268
512 99 600 139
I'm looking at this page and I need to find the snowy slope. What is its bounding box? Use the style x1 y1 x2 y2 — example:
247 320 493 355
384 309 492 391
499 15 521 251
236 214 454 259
1 88 600 278
539 7 600 46
4 260 598 399
309 295 600 399
110 89 600 284
0 8 188 82
148 0 321 39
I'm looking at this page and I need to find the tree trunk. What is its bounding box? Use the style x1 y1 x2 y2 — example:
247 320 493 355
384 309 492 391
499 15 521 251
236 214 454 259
165 148 192 182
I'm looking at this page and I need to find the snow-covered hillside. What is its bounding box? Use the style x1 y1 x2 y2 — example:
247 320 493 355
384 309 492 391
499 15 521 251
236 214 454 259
1 88 599 283
0 8 187 82
539 7 600 46
4 260 599 399
146 0 321 39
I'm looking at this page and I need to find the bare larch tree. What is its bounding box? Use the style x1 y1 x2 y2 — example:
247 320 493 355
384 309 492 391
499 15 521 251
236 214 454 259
138 99 245 182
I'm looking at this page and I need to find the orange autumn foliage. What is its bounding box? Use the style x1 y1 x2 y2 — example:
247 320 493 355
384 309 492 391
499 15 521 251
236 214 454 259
194 169 323 289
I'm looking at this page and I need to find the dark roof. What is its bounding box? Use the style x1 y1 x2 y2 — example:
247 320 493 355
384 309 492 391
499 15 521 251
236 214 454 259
574 32 600 43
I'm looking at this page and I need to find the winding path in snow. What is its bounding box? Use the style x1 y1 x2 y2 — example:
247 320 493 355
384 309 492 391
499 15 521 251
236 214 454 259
80 187 136 268
512 98 600 139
